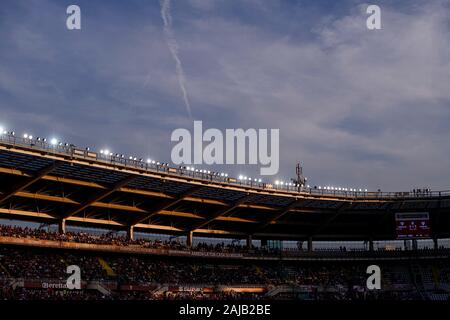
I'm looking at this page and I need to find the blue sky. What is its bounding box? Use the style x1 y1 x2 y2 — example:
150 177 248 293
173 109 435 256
0 0 449 191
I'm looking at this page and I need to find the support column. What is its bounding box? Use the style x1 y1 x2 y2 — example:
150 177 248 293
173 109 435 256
246 235 252 250
127 226 135 241
369 238 374 252
412 239 418 251
186 231 193 248
433 238 439 250
261 239 268 247
58 219 66 234
307 237 313 252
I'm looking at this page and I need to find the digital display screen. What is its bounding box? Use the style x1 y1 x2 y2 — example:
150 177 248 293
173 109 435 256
395 212 431 239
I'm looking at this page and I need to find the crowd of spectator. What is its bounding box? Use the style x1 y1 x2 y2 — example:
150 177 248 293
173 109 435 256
2 224 450 259
1 245 448 301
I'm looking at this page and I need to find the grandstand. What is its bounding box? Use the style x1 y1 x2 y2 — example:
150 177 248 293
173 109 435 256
0 131 450 301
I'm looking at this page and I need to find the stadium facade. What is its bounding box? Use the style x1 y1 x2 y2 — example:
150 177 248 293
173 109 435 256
0 132 449 247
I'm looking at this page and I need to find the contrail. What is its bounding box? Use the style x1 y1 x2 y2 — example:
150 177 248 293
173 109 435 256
160 0 193 120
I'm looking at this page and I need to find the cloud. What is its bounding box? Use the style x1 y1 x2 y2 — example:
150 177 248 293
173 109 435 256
0 0 449 191
160 0 193 120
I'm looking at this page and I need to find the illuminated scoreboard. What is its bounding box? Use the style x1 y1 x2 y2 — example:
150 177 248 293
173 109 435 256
395 212 431 239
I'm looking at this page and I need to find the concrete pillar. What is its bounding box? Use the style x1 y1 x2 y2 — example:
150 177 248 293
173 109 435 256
58 219 66 234
307 237 313 252
127 226 135 241
412 239 418 251
433 238 438 250
246 235 252 249
261 239 268 247
369 238 374 252
186 231 193 248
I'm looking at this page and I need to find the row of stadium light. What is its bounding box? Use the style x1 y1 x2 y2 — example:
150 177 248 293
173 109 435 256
99 149 170 167
98 149 232 178
274 180 301 187
238 175 262 183
0 128 233 179
0 127 371 192
0 128 68 148
317 186 368 192
183 166 229 177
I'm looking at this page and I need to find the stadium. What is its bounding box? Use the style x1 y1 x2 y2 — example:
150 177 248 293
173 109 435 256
0 132 449 301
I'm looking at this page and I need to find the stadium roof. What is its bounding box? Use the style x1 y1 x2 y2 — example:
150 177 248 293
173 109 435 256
1 132 450 241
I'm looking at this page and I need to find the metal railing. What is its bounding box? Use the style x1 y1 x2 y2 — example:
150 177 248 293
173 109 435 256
1 132 449 200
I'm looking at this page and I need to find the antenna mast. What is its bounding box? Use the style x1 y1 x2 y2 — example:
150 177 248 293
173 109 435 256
293 162 306 191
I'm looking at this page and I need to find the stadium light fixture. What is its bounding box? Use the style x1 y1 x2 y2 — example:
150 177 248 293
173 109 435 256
23 133 28 139
258 179 262 183
238 175 243 180
50 138 58 145
0 127 3 134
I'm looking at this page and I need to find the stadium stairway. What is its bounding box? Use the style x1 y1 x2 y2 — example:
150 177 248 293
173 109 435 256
97 257 117 277
266 285 303 298
86 281 112 296
153 285 168 295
